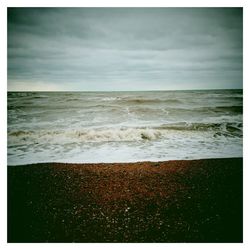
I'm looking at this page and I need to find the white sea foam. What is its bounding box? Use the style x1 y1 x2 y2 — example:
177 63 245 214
101 97 121 101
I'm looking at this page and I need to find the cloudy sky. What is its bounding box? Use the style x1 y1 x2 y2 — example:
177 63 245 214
8 8 242 91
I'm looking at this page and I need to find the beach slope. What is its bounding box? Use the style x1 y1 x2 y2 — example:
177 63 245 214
8 158 243 243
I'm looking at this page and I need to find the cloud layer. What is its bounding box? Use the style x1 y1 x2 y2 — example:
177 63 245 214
8 8 243 91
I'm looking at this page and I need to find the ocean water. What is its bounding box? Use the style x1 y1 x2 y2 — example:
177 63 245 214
7 90 243 165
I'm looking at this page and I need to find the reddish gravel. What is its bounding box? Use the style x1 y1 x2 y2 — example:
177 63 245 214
8 158 243 242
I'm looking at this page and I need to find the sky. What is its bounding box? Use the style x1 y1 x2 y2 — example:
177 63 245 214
7 7 243 91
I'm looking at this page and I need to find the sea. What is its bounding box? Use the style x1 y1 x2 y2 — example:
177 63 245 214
7 90 243 165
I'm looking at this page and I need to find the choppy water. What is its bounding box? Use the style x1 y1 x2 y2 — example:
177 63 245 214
7 90 243 165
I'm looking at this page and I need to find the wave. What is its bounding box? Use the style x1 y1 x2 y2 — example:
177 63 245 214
158 122 242 133
121 98 183 105
155 105 243 114
203 106 242 113
101 97 122 101
8 121 242 144
8 128 162 143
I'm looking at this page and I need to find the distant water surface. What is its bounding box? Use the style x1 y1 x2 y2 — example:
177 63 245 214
8 90 243 165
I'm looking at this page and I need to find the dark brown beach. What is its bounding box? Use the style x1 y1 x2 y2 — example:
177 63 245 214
8 158 243 243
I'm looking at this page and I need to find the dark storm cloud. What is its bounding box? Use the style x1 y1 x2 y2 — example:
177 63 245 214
8 8 243 91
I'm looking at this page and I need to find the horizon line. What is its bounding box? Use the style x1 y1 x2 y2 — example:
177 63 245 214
7 88 243 93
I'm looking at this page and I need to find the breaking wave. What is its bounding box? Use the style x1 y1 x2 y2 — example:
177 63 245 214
8 127 162 143
8 121 242 144
119 98 183 105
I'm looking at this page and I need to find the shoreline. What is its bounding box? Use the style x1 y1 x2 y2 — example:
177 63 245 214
7 156 243 167
8 157 243 243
